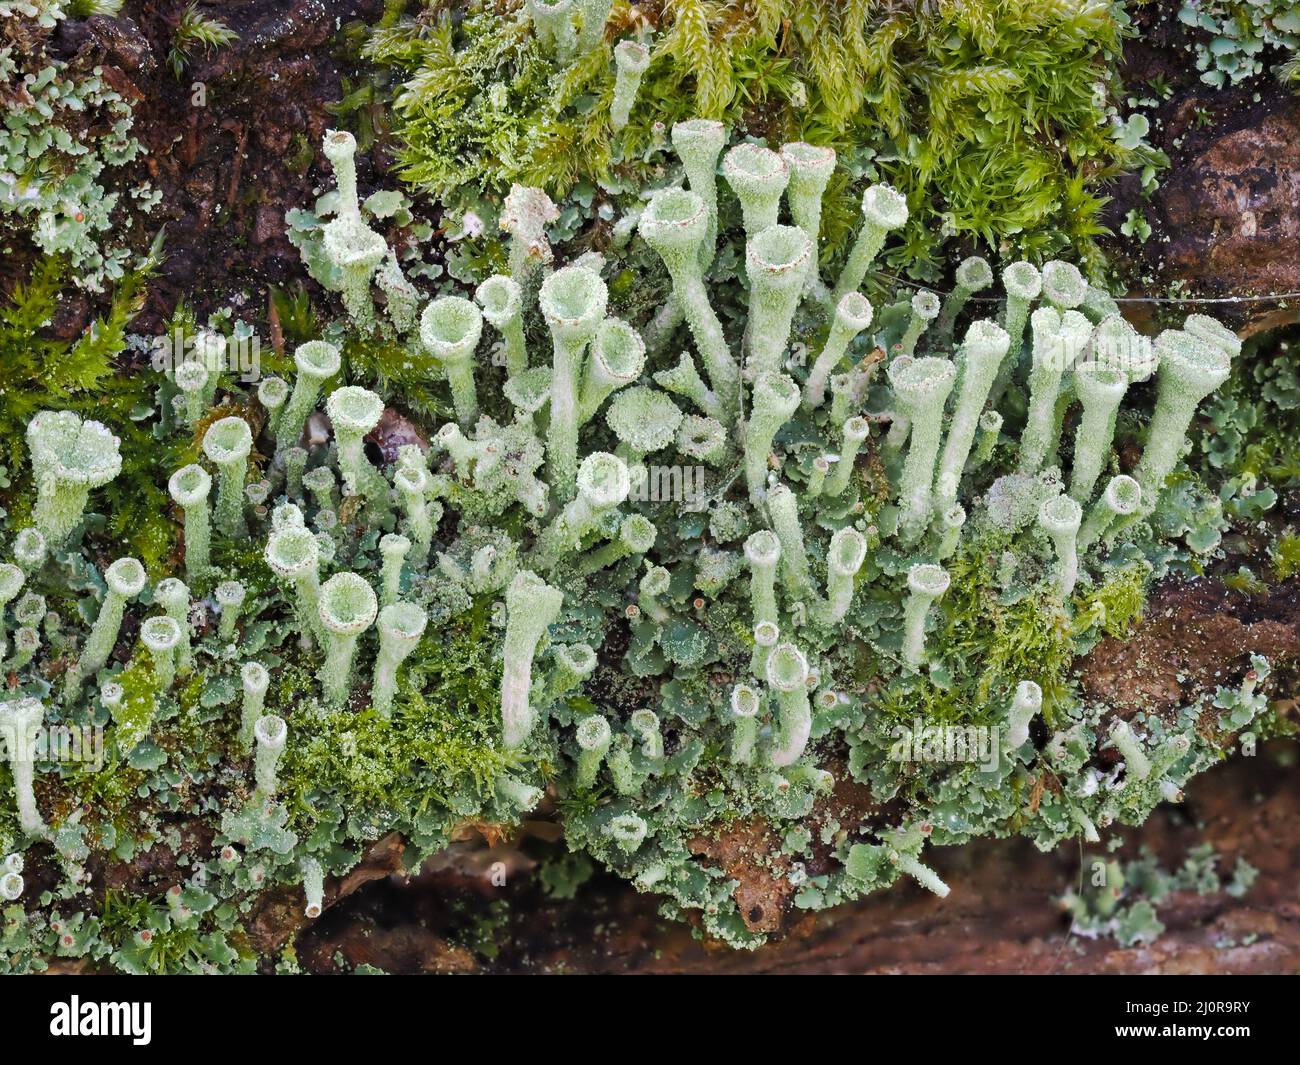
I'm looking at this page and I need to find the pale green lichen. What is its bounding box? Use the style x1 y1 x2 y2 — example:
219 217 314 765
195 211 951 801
833 184 908 303
475 274 527 379
317 572 378 709
372 601 427 718
639 187 741 423
1038 494 1083 598
889 356 957 543
540 266 608 498
202 417 253 539
27 410 122 547
902 563 950 670
804 292 872 410
139 615 181 691
765 641 811 767
722 142 789 239
253 713 288 799
239 662 269 751
277 341 341 452
67 556 145 696
501 570 563 749
744 225 812 380
1134 329 1233 513
420 297 484 429
0 697 46 838
167 464 212 580
0 101 1260 967
610 39 649 131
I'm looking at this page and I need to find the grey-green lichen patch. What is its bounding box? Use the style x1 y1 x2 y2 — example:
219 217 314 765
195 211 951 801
0 7 159 290
1062 843 1261 948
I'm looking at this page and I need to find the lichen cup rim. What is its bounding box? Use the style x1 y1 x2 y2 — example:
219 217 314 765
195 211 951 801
326 385 386 434
265 525 320 579
140 614 182 652
318 572 378 636
723 141 787 185
575 451 631 508
539 265 608 331
747 224 813 281
378 600 428 642
202 417 253 464
104 557 146 598
907 562 951 597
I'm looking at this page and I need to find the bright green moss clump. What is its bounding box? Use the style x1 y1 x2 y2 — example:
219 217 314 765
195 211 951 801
364 0 1162 272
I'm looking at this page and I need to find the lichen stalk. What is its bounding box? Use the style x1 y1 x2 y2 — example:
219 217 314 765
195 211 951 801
541 266 609 498
780 141 836 291
722 143 789 239
1069 361 1129 503
501 570 563 748
728 684 760 765
0 698 47 838
933 256 993 346
316 572 378 709
823 527 866 623
1078 474 1142 552
475 274 527 378
935 320 1010 510
70 557 145 693
27 410 122 548
1038 494 1083 598
823 416 870 499
902 563 950 670
765 483 813 599
215 580 245 643
421 296 484 429
1133 330 1232 513
765 642 811 767
202 417 253 538
1005 680 1042 749
140 615 181 691
744 372 800 504
575 714 612 789
373 602 428 718
803 292 872 410
240 662 269 751
253 714 287 799
889 356 957 543
379 534 411 607
833 185 908 303
743 225 813 383
610 39 649 131
896 291 940 358
536 452 629 570
277 341 341 452
639 188 740 425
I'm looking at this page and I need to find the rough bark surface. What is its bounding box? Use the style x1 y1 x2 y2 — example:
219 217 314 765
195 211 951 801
1109 8 1300 336
1081 577 1299 718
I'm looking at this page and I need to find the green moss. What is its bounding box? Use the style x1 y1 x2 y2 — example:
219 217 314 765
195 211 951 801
364 8 614 209
1075 562 1148 639
280 602 523 823
873 541 1076 729
365 0 1161 269
113 653 162 756
1273 531 1300 581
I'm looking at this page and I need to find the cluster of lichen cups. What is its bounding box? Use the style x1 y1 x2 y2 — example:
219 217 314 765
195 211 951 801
300 123 1230 889
0 118 1238 914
